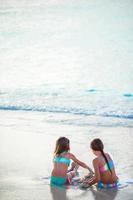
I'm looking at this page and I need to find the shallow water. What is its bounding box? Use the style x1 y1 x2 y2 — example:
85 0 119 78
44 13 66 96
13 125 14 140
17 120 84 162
0 110 133 200
0 0 133 126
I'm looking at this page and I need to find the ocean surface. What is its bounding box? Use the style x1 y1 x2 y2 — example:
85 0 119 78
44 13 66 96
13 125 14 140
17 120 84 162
0 0 133 128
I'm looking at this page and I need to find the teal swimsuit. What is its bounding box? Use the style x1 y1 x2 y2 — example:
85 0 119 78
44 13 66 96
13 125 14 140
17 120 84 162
51 176 67 185
50 156 70 186
53 156 70 166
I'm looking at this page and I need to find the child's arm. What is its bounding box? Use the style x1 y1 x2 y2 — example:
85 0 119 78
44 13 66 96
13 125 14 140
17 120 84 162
69 153 94 174
92 159 101 182
84 159 100 186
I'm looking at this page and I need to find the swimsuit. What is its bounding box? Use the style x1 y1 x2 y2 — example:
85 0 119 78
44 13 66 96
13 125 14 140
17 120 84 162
98 156 119 189
53 156 70 166
51 176 67 185
99 159 114 173
50 156 71 186
98 180 119 189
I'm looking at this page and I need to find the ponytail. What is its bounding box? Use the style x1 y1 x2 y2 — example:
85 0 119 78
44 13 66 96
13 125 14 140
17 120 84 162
101 150 112 174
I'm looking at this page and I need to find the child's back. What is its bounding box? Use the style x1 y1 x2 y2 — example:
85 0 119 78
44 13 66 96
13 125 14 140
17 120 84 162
50 137 93 186
96 153 118 184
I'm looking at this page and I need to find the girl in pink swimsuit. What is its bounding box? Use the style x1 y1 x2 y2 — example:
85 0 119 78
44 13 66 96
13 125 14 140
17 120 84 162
82 138 119 189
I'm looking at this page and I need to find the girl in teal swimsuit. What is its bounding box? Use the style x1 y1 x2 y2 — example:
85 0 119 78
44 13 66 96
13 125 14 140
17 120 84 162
81 138 119 189
51 137 93 186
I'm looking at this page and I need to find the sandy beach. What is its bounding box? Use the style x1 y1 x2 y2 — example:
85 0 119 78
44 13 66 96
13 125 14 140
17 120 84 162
0 110 133 200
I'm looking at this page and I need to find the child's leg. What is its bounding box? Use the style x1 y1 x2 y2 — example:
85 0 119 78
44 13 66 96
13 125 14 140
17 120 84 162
66 171 75 184
66 162 79 184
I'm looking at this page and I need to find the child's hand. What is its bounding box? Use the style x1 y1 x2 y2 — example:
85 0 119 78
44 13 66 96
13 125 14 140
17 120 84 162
87 167 94 175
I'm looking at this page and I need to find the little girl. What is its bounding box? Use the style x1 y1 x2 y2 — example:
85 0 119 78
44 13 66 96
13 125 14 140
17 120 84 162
82 138 119 189
50 137 93 186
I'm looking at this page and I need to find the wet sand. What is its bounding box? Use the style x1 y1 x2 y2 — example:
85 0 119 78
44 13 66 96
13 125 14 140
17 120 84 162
0 110 133 200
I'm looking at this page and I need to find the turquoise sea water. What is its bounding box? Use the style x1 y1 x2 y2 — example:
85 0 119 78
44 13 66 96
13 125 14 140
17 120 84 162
0 0 133 126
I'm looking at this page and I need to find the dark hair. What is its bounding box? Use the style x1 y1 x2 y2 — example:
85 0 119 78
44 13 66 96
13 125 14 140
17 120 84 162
90 138 112 174
54 137 70 156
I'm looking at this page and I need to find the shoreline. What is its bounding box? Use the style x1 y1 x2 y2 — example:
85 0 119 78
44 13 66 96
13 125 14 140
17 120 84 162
0 110 133 200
